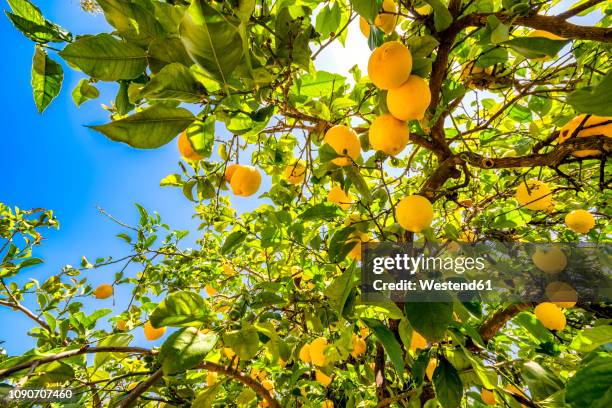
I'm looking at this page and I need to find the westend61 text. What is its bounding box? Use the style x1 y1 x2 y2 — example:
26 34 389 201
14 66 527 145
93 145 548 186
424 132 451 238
372 279 494 292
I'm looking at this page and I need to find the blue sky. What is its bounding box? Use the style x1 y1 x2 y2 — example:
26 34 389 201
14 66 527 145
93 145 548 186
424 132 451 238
0 0 601 355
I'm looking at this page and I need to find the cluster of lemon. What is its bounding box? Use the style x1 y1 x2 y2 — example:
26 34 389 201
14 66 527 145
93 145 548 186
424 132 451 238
515 179 596 234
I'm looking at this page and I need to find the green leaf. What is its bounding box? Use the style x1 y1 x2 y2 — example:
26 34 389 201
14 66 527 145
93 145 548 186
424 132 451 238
96 0 164 47
223 325 259 360
192 383 222 408
6 0 71 43
566 72 612 116
94 333 132 369
521 361 563 402
404 300 453 341
315 2 341 39
570 325 612 352
502 36 569 59
160 174 184 187
299 203 343 221
147 37 194 74
406 35 439 59
351 0 379 23
324 265 355 314
345 166 371 203
179 0 244 85
513 311 554 342
18 258 44 269
221 231 247 255
150 291 208 327
31 46 63 113
433 358 463 408
424 0 452 32
361 318 405 373
236 0 256 23
59 33 147 81
88 105 195 149
185 116 215 158
115 81 134 115
160 327 218 374
328 226 357 263
139 63 206 103
566 356 612 408
72 79 100 107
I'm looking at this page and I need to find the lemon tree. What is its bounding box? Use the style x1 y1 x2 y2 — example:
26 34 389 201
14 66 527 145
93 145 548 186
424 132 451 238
1 1 612 407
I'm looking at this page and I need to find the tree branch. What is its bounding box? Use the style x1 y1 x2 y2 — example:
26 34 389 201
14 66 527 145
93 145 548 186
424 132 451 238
0 346 153 380
557 0 604 20
117 368 164 408
197 361 281 408
462 13 612 43
0 299 51 333
479 303 532 343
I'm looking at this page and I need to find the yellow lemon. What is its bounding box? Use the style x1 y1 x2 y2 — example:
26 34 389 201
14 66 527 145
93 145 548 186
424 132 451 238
315 369 332 387
230 165 262 197
347 232 370 261
396 195 434 232
327 186 353 210
515 180 552 211
206 371 217 386
425 358 437 381
224 163 241 182
369 114 410 156
324 125 361 166
143 320 166 341
359 0 398 37
309 337 329 367
387 76 431 121
410 331 427 351
178 131 204 162
351 334 367 358
531 247 567 274
322 400 334 408
284 162 306 185
545 281 577 308
534 302 566 331
93 284 113 299
116 320 127 331
368 41 412 90
205 284 217 297
565 209 595 234
558 115 612 157
481 388 496 405
223 263 236 276
299 343 312 363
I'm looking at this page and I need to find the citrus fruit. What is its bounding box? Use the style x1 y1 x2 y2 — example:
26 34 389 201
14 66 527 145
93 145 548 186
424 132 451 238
531 247 567 274
359 0 398 37
515 180 552 211
207 372 217 386
205 284 217 297
387 76 431 121
178 131 203 162
565 209 595 234
322 400 334 408
545 281 577 308
309 337 329 366
557 115 612 157
327 186 353 210
481 388 496 405
369 113 410 156
315 369 332 386
425 358 437 381
224 163 241 182
351 334 367 358
299 343 312 363
324 125 361 166
144 320 166 341
230 165 262 197
347 232 369 261
93 283 113 299
396 195 434 232
368 41 412 90
534 302 566 331
410 331 427 351
284 162 306 185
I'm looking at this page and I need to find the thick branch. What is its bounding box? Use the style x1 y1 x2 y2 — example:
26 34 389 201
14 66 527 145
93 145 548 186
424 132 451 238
117 368 164 408
479 303 532 343
197 362 281 408
0 346 153 380
557 0 604 20
462 13 612 43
